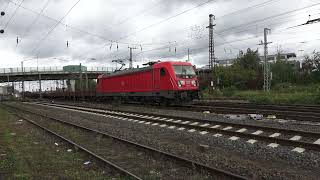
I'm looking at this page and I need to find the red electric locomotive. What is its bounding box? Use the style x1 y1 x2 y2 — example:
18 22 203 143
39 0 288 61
96 61 199 103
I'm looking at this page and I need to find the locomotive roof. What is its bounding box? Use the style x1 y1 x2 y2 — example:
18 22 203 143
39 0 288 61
99 66 153 78
98 61 193 79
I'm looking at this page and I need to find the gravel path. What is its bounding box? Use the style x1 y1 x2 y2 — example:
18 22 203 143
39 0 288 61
14 101 320 180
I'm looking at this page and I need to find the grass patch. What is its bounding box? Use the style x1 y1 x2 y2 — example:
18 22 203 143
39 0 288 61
233 91 318 104
202 83 320 104
0 105 116 179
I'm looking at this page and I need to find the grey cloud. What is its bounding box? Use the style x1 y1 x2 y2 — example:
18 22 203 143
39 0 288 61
0 0 319 69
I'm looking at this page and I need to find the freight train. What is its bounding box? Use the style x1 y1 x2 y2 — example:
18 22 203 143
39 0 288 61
96 61 199 103
41 61 200 103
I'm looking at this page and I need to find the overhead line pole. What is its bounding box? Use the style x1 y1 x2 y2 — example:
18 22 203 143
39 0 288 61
259 28 272 92
128 47 137 69
206 14 216 90
207 14 216 70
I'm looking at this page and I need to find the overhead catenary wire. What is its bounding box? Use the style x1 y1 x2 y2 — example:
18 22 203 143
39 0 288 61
119 1 319 53
76 0 218 61
129 16 320 63
6 0 163 47
21 0 51 39
137 4 320 57
116 0 217 42
2 0 24 30
0 1 10 27
112 0 163 27
29 0 82 57
121 0 280 46
131 0 280 45
4 0 320 64
11 2 302 62
217 2 320 35
119 0 280 44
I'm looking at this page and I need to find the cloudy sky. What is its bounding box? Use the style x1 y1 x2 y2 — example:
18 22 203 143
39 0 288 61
0 0 320 70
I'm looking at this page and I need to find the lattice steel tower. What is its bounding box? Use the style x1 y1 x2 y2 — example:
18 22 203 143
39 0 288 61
260 28 272 91
206 14 216 70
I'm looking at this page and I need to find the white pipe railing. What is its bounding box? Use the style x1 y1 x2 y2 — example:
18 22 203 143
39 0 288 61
0 66 115 74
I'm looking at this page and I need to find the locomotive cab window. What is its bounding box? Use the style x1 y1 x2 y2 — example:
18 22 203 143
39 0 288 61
160 68 166 76
173 65 196 78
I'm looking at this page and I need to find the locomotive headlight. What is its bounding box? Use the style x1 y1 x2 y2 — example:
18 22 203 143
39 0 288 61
177 80 185 87
191 80 197 86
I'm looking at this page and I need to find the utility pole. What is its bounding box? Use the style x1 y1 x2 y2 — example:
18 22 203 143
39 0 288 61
187 48 190 62
128 47 137 69
79 63 83 100
259 28 272 92
206 14 216 70
21 61 25 99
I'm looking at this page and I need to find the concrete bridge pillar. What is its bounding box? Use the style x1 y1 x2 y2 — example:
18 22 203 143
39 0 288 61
39 74 42 99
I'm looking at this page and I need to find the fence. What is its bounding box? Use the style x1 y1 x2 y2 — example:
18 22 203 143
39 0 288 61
0 66 116 74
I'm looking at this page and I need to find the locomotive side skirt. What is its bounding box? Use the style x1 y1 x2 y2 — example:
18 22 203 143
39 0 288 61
96 90 199 99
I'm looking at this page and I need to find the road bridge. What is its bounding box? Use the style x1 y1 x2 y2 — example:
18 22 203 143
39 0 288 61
0 66 114 83
0 66 114 98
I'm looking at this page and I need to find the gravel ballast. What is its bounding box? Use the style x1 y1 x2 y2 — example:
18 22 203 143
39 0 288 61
12 102 320 180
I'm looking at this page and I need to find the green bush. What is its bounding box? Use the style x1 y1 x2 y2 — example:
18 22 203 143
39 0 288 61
222 86 237 97
273 83 293 92
201 88 223 98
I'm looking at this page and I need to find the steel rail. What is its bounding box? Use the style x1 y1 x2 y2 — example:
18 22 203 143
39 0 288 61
4 106 142 180
6 103 247 180
31 102 320 152
191 102 320 121
195 101 320 110
173 104 320 123
38 102 320 137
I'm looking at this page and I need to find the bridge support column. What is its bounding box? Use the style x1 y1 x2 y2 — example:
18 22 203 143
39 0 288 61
85 73 88 92
21 61 25 99
39 74 42 99
22 81 25 99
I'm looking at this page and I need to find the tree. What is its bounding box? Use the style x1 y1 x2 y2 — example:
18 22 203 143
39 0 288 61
216 65 257 89
313 51 320 72
216 48 262 89
302 56 314 74
303 51 320 72
234 48 261 71
271 60 298 84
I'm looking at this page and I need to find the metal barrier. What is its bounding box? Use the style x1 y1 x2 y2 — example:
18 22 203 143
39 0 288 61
0 66 116 74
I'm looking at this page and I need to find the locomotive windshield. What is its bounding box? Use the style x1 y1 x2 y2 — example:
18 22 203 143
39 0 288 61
173 65 196 78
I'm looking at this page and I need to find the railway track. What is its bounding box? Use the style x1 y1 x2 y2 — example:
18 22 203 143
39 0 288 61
28 102 320 153
5 103 246 180
189 101 320 122
4 105 142 179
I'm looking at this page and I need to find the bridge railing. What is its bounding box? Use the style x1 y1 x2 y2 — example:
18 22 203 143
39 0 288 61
0 66 116 74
